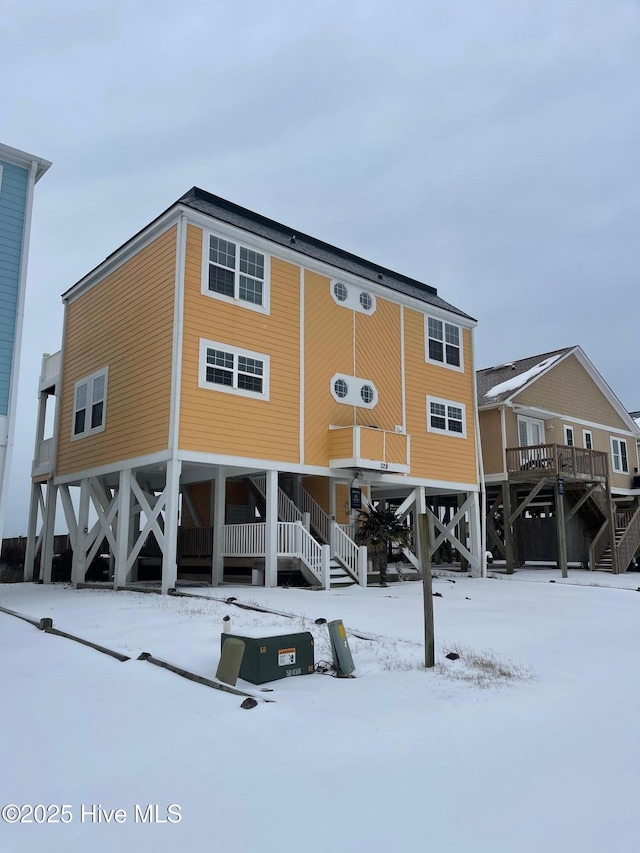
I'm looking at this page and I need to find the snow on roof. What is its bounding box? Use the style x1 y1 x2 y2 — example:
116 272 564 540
485 354 563 399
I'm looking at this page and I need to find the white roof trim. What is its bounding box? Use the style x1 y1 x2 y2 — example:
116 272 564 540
0 142 51 182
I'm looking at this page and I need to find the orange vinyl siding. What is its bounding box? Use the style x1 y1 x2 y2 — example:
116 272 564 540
360 428 384 461
404 309 477 483
354 299 402 430
328 427 354 460
56 226 176 476
179 226 300 463
301 476 330 513
385 432 407 466
479 408 505 475
335 483 350 524
182 481 212 528
304 271 354 466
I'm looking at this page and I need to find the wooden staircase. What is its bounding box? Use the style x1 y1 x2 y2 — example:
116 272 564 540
596 527 627 572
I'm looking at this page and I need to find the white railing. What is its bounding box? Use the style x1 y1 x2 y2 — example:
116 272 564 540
299 486 330 542
250 474 303 524
332 522 367 586
338 523 357 540
36 437 53 466
222 521 329 588
40 351 61 385
222 522 265 557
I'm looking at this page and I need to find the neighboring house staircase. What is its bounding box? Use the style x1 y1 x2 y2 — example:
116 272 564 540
247 475 363 588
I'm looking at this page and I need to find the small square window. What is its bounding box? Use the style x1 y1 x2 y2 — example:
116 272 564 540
427 397 466 438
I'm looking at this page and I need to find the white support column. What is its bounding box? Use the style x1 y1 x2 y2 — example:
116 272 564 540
358 545 367 587
41 482 58 584
212 467 226 586
264 469 278 587
321 543 331 590
24 483 42 581
161 458 181 595
468 491 483 577
114 468 132 590
72 479 90 586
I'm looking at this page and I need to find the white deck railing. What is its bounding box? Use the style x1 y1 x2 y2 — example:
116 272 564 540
332 522 367 586
222 522 265 557
36 437 53 466
222 521 329 588
40 351 61 386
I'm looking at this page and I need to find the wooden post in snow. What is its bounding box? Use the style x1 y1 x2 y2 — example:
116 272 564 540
555 477 568 579
418 513 435 668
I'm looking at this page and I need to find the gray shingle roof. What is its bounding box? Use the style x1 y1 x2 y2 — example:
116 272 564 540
476 346 575 406
178 187 475 321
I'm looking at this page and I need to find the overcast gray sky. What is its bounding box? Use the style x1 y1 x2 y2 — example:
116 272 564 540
2 0 639 535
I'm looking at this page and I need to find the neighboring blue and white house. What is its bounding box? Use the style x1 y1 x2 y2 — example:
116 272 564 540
0 143 51 545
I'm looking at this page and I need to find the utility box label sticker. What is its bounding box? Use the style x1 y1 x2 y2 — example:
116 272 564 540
278 648 296 666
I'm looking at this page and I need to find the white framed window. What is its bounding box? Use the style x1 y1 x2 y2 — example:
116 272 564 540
330 280 376 314
72 368 108 439
202 232 270 313
582 430 593 450
425 316 462 370
199 339 270 401
330 374 378 408
427 396 466 438
610 437 629 474
563 425 574 447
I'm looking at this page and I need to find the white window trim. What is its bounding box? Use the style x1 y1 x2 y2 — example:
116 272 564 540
424 315 464 372
427 395 467 438
201 230 271 315
582 429 593 450
330 280 376 314
610 436 629 474
71 367 108 440
517 415 545 447
563 424 575 446
199 339 270 401
330 373 378 408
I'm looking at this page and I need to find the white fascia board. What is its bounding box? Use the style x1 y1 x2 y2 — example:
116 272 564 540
0 143 52 181
510 403 639 437
180 206 476 328
53 450 172 485
62 208 183 304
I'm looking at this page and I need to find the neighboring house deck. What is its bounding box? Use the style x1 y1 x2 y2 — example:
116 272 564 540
25 188 483 592
477 347 640 574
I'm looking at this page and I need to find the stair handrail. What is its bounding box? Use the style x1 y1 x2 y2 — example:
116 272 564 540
299 486 331 543
295 522 329 589
249 474 303 524
615 504 640 573
331 522 366 586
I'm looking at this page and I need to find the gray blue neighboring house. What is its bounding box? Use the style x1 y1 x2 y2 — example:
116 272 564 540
0 143 51 545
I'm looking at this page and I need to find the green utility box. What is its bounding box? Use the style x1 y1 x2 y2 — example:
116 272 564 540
221 630 315 685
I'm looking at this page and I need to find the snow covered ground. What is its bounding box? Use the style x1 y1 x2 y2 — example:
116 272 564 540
2 571 640 853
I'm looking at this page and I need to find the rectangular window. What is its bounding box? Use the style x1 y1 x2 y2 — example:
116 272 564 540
563 425 574 447
203 232 268 312
427 396 466 437
72 368 107 439
583 430 593 450
610 437 629 474
425 316 462 369
199 339 269 401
